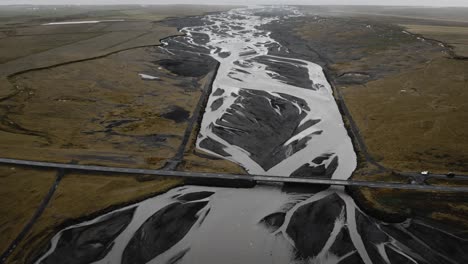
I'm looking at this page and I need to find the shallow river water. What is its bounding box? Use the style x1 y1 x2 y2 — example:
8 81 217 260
34 6 467 264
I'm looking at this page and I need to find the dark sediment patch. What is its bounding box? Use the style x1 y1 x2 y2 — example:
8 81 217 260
261 15 447 86
355 209 391 263
212 88 225 96
254 55 313 89
405 220 468 263
228 75 243 82
261 17 325 64
254 8 293 17
162 36 212 54
378 218 468 263
230 25 244 30
233 60 254 68
157 56 217 77
312 83 325 90
259 212 286 232
329 227 359 259
312 153 333 164
39 208 135 264
199 137 230 157
208 89 318 170
210 97 223 111
286 193 345 260
218 51 231 58
240 50 258 57
190 32 210 45
291 156 338 178
122 201 208 264
161 106 190 123
384 246 413 264
166 248 190 264
233 68 251 74
162 16 213 29
276 93 311 110
177 191 214 202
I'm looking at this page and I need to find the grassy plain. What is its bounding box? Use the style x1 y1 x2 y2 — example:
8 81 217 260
0 5 236 96
342 58 468 174
3 47 202 169
295 6 468 175
0 166 56 255
0 5 244 263
402 24 468 57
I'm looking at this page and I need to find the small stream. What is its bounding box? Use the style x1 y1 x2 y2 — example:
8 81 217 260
34 6 467 264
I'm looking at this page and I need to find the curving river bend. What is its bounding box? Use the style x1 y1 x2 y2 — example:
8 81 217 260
34 6 467 264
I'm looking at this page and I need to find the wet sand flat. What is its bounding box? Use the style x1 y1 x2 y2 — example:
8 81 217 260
7 172 182 264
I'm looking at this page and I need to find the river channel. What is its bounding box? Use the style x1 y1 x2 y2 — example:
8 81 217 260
33 6 467 264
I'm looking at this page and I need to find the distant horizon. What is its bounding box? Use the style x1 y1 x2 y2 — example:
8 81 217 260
1 1 468 8
3 3 468 7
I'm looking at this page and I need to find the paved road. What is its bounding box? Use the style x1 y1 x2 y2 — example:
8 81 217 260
2 158 468 192
400 171 468 181
0 168 64 264
163 64 219 170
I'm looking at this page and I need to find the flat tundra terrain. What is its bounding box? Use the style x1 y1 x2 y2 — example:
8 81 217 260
0 5 467 264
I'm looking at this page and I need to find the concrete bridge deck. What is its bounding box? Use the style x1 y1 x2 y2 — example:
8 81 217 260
1 158 468 192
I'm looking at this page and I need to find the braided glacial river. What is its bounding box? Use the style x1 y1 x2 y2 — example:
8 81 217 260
34 6 467 264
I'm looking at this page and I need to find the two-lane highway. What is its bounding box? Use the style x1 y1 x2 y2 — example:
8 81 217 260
1 157 468 192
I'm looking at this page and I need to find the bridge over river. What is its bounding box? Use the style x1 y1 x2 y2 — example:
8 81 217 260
1 157 467 193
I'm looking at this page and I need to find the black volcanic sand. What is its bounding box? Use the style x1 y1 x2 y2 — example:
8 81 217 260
284 193 468 263
201 89 330 171
210 97 224 111
286 194 347 259
156 55 217 77
157 17 218 78
291 156 338 178
259 212 286 232
252 56 313 89
161 106 190 123
161 16 216 55
199 136 230 157
261 15 446 85
162 16 215 30
38 208 135 264
35 189 468 264
122 201 208 264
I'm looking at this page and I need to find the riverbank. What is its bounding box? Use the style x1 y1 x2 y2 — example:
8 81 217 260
263 8 468 175
2 6 468 263
0 6 246 263
261 8 468 229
